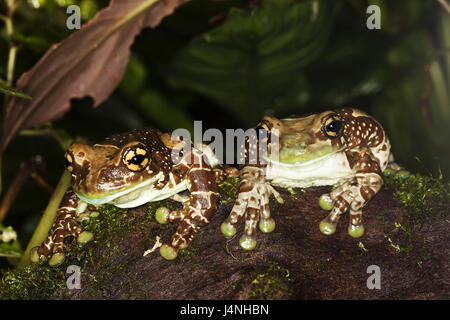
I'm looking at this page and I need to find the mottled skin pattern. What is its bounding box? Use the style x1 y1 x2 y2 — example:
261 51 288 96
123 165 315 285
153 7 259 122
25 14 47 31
32 128 237 266
221 108 392 250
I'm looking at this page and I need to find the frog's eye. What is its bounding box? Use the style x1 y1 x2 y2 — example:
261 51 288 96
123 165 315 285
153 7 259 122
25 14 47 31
323 115 342 138
123 146 149 172
63 152 74 172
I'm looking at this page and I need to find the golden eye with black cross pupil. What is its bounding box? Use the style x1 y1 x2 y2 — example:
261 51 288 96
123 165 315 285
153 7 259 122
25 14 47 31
323 114 342 138
63 152 73 172
123 146 149 172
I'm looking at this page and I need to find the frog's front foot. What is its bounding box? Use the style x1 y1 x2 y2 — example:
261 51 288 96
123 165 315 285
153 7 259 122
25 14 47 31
318 173 382 238
154 207 183 260
221 166 282 251
155 209 203 260
30 216 93 267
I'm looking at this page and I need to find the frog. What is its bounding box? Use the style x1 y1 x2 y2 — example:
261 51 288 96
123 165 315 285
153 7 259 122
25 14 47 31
220 108 395 250
30 127 238 266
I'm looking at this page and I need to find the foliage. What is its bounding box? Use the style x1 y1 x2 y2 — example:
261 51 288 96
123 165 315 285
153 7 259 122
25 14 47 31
167 0 334 125
248 262 293 300
0 0 190 152
394 174 450 224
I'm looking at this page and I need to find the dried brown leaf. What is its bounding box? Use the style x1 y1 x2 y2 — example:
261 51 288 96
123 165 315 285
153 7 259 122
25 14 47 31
1 0 190 153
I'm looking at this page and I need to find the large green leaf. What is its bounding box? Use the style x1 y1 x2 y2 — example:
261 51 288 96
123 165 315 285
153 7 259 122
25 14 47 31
166 0 334 126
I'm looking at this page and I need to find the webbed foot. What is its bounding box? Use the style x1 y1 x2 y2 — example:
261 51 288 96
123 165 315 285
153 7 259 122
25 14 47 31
31 192 95 267
318 173 382 238
221 166 283 251
30 217 91 266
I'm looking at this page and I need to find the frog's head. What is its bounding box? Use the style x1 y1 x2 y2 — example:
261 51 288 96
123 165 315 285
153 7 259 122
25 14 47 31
261 111 346 164
63 128 172 205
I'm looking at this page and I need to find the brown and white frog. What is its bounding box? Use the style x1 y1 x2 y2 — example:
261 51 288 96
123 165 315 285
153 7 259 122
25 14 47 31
221 108 395 250
31 128 237 266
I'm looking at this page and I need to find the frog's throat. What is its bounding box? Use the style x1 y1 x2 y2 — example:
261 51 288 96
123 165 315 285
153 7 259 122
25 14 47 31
264 146 345 167
74 172 188 208
265 150 354 188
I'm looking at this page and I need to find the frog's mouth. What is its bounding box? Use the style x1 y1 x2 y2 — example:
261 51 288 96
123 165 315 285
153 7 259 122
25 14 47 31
265 136 344 165
74 172 186 208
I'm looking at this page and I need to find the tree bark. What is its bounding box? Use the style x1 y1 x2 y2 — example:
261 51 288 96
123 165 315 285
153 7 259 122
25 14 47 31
2 178 449 299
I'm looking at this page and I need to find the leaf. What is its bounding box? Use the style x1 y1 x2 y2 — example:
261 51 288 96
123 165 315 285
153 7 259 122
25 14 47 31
0 0 190 153
166 0 333 126
0 83 32 100
0 243 23 259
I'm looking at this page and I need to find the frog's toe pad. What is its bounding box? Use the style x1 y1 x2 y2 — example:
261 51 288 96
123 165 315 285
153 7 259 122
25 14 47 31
30 247 42 263
77 231 94 244
348 224 365 238
160 244 178 260
319 194 334 211
259 218 276 233
221 221 236 238
89 211 100 218
239 235 257 251
155 207 170 224
395 170 411 180
319 220 336 235
48 252 66 267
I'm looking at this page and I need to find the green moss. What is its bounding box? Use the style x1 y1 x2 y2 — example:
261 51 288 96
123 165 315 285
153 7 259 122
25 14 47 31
380 173 449 255
287 187 296 199
357 241 368 253
248 262 293 300
0 262 68 299
218 176 240 204
394 174 449 224
145 199 180 222
178 232 202 261
384 234 411 253
0 202 151 299
384 173 449 225
0 191 213 299
81 205 128 241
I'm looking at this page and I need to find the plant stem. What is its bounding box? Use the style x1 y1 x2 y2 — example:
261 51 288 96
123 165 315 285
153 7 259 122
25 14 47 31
6 46 18 87
438 0 450 14
16 170 71 269
1 0 19 196
3 7 18 113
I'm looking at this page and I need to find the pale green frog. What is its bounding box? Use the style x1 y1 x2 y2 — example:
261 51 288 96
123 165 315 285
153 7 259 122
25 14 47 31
221 108 396 250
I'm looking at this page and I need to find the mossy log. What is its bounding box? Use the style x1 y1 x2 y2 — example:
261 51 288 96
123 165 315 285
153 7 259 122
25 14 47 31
1 174 449 299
